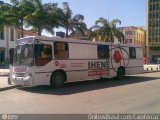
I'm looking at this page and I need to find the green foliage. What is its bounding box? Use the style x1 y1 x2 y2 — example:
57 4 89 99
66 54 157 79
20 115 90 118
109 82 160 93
89 17 124 43
0 3 12 29
25 1 60 35
0 0 36 37
58 2 87 38
0 0 60 36
0 0 124 41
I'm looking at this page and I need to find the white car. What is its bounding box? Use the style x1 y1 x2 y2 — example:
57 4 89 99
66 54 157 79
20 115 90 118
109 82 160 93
144 64 160 71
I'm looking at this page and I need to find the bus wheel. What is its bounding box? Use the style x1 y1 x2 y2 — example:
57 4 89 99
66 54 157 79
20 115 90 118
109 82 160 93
50 72 65 88
117 67 125 80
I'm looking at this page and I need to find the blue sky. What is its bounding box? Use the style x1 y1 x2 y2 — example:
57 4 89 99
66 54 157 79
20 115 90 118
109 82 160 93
4 0 147 36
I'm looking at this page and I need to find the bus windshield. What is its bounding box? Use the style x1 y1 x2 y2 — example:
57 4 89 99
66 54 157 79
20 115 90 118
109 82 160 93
14 44 33 67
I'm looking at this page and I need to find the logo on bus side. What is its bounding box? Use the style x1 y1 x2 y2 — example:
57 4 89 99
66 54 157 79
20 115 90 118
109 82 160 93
54 61 67 68
88 60 110 76
54 61 59 66
113 50 122 63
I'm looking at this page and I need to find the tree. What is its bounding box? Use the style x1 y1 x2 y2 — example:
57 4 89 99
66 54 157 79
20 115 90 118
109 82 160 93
0 2 12 30
42 2 61 35
59 2 87 38
25 0 60 36
4 0 35 37
89 17 124 43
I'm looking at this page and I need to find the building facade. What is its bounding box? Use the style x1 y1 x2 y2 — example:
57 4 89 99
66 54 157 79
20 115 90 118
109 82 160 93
147 0 160 63
119 26 146 56
0 26 37 65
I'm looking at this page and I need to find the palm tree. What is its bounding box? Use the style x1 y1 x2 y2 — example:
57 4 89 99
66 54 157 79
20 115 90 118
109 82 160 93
89 17 124 43
42 2 61 35
24 0 45 36
25 1 59 36
4 0 35 37
0 2 12 30
59 2 87 38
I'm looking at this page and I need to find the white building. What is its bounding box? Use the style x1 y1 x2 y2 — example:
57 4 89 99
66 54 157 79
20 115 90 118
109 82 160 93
0 26 37 64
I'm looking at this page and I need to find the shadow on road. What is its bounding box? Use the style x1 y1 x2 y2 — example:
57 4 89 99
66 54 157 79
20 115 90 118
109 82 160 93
18 75 160 95
0 85 17 92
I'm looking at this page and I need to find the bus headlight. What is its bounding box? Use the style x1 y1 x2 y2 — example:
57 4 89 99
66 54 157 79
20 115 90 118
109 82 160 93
25 73 32 77
25 73 29 76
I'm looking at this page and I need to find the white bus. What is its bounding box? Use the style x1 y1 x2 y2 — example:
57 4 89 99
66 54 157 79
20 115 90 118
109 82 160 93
9 36 143 87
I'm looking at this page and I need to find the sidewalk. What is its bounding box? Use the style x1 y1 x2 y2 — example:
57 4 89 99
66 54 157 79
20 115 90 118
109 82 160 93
0 76 16 91
0 69 9 76
0 69 16 91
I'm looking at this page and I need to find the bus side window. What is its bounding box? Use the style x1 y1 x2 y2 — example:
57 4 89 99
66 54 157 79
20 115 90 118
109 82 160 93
35 44 52 66
54 42 69 59
97 45 109 59
129 47 136 59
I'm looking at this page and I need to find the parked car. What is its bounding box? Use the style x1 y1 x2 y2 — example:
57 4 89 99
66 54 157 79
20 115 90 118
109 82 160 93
144 64 160 71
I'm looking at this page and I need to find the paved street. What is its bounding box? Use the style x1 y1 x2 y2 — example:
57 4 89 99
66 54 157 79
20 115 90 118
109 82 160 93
0 72 160 114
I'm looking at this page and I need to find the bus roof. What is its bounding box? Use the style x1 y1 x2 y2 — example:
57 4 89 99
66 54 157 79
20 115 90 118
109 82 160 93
16 36 141 48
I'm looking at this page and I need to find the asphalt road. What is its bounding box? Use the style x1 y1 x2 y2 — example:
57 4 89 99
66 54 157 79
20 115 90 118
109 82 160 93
0 72 160 114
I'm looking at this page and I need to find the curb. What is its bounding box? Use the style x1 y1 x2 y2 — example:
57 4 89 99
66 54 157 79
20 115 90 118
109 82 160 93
0 85 17 92
0 74 9 77
143 71 160 74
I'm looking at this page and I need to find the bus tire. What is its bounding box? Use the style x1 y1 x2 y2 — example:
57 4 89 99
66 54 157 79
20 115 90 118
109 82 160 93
117 67 125 80
50 72 65 88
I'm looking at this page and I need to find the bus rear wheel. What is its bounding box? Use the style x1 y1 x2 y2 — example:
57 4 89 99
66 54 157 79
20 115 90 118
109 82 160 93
50 72 65 88
117 67 125 80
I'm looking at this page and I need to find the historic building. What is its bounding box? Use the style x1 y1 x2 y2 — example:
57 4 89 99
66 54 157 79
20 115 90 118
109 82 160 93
119 26 146 56
0 26 37 65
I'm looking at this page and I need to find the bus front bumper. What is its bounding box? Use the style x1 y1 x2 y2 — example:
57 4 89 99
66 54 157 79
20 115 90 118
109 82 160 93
11 74 33 86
